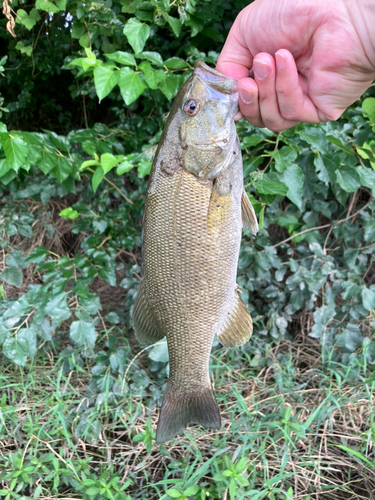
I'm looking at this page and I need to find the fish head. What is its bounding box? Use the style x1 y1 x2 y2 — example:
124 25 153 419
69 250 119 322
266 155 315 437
171 61 239 180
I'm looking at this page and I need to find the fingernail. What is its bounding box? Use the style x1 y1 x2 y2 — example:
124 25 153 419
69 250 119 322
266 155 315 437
275 52 286 71
238 86 254 104
253 59 268 80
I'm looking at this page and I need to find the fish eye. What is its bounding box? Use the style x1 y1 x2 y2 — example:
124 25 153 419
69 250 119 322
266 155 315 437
184 99 199 116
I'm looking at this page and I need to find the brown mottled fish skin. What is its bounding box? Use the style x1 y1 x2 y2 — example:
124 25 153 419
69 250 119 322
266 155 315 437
133 61 258 444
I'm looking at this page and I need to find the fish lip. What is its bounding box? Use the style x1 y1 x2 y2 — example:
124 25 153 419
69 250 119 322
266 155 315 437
194 60 236 96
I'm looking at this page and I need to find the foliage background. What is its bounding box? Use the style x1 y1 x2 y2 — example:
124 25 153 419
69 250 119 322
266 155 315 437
1 0 375 499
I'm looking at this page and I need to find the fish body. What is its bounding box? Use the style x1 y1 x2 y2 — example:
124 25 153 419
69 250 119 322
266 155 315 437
133 61 258 444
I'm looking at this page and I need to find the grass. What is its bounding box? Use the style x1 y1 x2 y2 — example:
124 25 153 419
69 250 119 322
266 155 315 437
1 331 375 500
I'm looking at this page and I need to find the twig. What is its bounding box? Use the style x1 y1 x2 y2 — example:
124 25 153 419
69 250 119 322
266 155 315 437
122 341 167 391
86 168 133 204
82 94 88 129
274 199 372 248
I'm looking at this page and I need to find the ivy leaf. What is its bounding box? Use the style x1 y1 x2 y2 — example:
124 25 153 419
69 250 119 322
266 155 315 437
326 135 355 156
362 288 375 311
362 97 375 123
98 267 116 286
137 158 152 178
38 149 58 174
164 57 187 69
118 67 147 105
105 51 136 66
123 18 150 54
163 13 182 37
16 9 37 30
0 268 23 288
281 164 305 209
138 61 166 90
148 342 168 362
299 127 327 154
3 336 29 366
158 74 181 100
59 207 80 219
45 293 71 323
101 153 120 174
0 133 29 170
93 65 119 102
92 166 104 193
70 320 96 349
35 0 59 13
117 160 134 175
138 51 164 67
270 146 297 173
254 175 288 196
335 166 361 192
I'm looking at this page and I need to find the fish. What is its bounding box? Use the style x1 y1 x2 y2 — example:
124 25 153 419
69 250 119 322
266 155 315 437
132 61 259 444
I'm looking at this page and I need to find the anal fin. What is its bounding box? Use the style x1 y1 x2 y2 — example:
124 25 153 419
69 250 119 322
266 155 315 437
133 280 165 345
217 292 253 347
241 190 259 235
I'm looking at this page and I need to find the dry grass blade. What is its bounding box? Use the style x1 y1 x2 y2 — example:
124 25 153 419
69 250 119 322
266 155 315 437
2 0 16 37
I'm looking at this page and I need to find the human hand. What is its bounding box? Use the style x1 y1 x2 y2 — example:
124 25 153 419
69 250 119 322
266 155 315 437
216 0 375 130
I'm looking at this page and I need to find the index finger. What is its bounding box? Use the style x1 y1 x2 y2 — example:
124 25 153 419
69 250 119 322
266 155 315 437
216 17 254 79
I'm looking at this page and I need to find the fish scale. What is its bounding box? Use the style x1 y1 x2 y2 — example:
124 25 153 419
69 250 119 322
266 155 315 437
133 61 259 444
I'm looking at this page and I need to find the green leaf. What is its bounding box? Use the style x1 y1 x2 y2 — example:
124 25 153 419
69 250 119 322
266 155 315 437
158 74 181 100
52 156 73 183
254 176 288 196
163 13 182 37
3 336 29 366
0 134 29 170
117 160 134 175
123 18 150 54
362 97 375 123
0 159 12 177
183 485 199 496
335 166 361 192
35 0 59 13
54 0 67 11
326 135 355 156
16 9 37 30
70 320 96 349
137 158 152 178
80 159 99 170
98 267 116 286
270 146 297 173
139 61 166 90
118 67 147 105
148 341 168 362
38 148 58 174
0 268 23 288
105 51 136 66
92 166 104 193
358 166 375 195
362 288 375 311
164 57 187 70
138 51 164 67
166 489 182 499
45 293 71 323
59 207 80 219
93 65 119 102
299 127 327 154
281 164 305 209
101 153 120 174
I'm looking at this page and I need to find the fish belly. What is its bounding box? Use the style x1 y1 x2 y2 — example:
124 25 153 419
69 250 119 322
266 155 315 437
143 167 242 392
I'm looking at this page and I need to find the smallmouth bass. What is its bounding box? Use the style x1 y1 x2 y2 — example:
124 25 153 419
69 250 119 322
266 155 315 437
133 61 258 444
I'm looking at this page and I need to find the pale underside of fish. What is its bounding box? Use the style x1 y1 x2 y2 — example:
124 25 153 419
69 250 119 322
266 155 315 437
133 61 258 444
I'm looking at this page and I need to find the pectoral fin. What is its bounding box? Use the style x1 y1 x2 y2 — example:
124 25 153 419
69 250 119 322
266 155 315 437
217 291 253 347
133 280 165 345
241 191 259 235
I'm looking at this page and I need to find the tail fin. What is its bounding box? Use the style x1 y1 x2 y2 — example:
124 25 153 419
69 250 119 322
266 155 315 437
156 383 221 444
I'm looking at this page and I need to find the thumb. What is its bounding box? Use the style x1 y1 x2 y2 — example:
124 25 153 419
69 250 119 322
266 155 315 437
216 21 254 79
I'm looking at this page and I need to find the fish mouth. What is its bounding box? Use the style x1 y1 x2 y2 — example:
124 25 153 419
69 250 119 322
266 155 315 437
194 61 236 96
